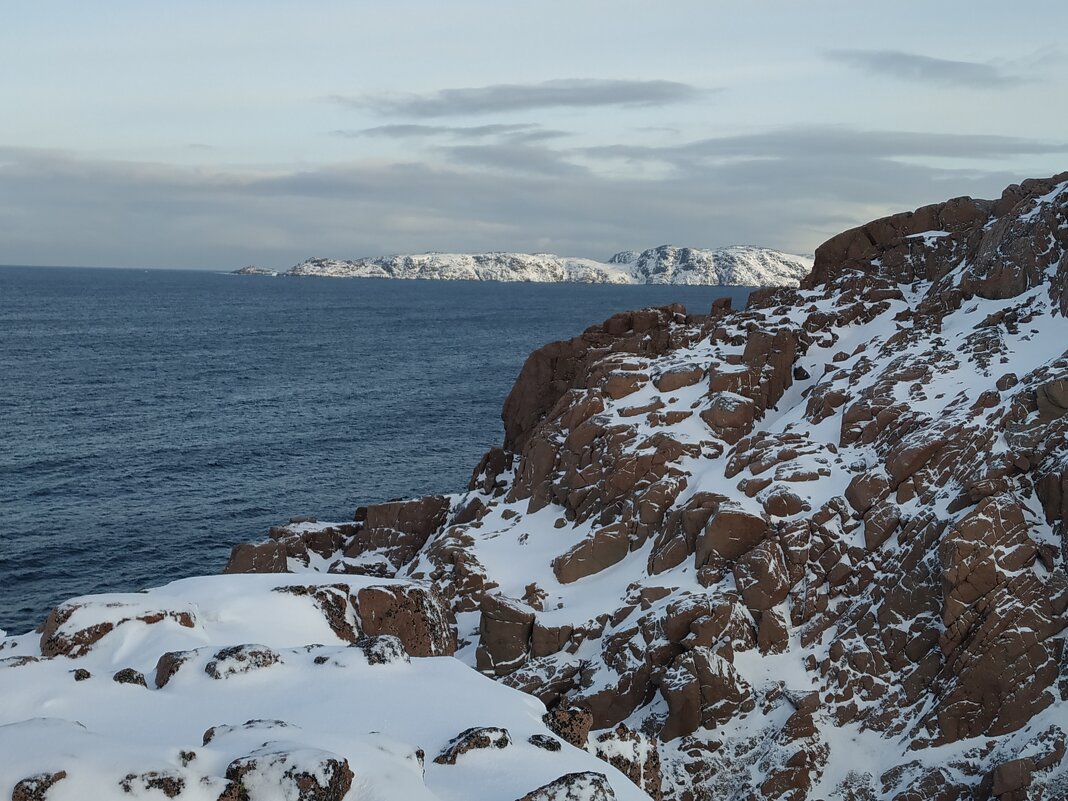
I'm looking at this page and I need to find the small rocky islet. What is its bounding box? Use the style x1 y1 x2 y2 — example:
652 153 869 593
3 172 1068 800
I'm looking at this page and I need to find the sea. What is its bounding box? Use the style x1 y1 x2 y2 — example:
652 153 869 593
0 266 749 635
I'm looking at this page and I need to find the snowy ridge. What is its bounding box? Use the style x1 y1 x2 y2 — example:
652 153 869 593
276 245 813 287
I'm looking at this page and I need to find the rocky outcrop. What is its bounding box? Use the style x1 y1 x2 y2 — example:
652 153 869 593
514 771 616 801
224 748 354 801
354 584 457 657
433 726 512 765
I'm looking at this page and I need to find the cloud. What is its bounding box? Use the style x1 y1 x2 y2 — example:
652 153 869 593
332 79 707 117
581 126 1068 164
0 135 1049 272
334 123 540 139
826 49 1024 88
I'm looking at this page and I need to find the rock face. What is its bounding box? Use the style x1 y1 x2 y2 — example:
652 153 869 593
222 173 1068 799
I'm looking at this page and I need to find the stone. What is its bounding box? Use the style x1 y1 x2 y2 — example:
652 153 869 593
734 539 791 611
153 650 193 688
659 647 755 740
225 749 354 801
434 726 512 764
119 772 184 798
224 540 288 574
11 772 67 801
528 734 562 752
476 594 535 677
695 507 769 568
542 703 593 748
552 523 630 583
112 668 147 687
655 366 704 392
204 645 281 679
513 772 615 801
355 584 456 657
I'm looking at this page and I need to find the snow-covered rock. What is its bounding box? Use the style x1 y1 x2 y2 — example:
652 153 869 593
0 574 647 801
274 246 813 287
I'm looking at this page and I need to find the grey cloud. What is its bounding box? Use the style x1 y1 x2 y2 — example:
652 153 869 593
334 79 707 117
826 49 1024 88
0 141 1048 272
438 142 586 177
581 126 1068 164
335 123 540 139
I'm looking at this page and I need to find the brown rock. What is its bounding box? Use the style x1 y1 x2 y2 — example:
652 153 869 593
552 523 630 584
153 650 193 688
542 702 593 748
476 594 535 676
513 772 615 801
734 539 791 611
758 609 789 655
845 472 890 515
11 772 67 801
433 726 511 765
355 585 457 657
532 622 574 658
225 750 354 801
112 667 147 687
990 758 1033 797
695 507 769 568
655 365 703 392
224 540 289 574
346 495 451 568
660 648 755 740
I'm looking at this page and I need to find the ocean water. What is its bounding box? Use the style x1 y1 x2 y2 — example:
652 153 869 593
0 266 749 634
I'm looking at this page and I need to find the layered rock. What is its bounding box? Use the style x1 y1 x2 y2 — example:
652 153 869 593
222 172 1068 799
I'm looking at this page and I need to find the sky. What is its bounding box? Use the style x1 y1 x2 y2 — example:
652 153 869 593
2 1 1067 269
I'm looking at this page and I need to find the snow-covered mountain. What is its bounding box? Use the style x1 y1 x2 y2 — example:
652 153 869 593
267 245 814 287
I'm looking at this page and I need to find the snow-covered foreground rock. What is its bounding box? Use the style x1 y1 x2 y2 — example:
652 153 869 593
250 245 812 287
0 575 647 800
223 173 1068 799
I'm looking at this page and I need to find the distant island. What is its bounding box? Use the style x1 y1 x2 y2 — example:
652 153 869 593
235 244 814 286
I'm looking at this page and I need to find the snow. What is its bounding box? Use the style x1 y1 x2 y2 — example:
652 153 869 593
0 575 648 801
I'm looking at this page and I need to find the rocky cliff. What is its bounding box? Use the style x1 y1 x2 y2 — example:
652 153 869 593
4 173 1068 801
271 245 813 286
225 172 1068 799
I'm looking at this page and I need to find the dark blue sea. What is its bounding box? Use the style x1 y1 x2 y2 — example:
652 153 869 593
0 266 749 634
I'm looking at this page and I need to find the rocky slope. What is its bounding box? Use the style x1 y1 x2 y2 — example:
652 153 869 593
222 173 1068 799
4 172 1067 801
263 246 813 286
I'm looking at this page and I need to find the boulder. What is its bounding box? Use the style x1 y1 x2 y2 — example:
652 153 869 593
224 748 354 801
514 772 616 801
695 507 769 568
224 540 288 574
433 726 511 765
476 595 535 676
552 523 630 584
355 584 457 657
